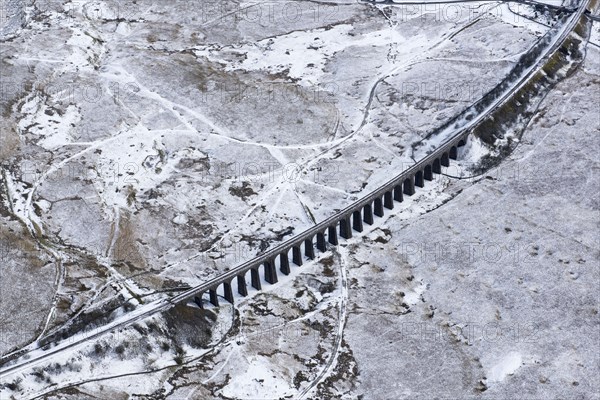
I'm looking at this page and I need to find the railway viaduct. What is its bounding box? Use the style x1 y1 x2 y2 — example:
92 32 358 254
178 133 468 309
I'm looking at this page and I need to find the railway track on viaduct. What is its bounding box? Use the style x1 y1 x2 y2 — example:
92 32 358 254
0 0 593 380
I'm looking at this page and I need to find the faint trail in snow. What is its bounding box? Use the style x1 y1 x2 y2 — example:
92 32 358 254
103 65 346 155
34 260 62 342
267 186 290 219
201 344 237 384
184 387 199 400
290 184 318 225
263 144 291 167
426 55 524 64
199 1 273 28
104 80 140 123
161 173 292 272
516 91 574 162
16 57 64 63
369 129 404 158
242 296 340 341
23 128 126 235
299 247 349 399
107 69 345 150
297 178 352 196
46 279 117 337
102 65 207 133
106 206 121 258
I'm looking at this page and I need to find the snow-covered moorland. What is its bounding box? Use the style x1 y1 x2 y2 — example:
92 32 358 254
0 0 598 398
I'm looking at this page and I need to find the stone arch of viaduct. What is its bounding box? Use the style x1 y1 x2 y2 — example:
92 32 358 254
171 134 468 308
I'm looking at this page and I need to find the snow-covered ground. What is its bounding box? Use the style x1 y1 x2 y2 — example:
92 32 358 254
1 0 598 398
